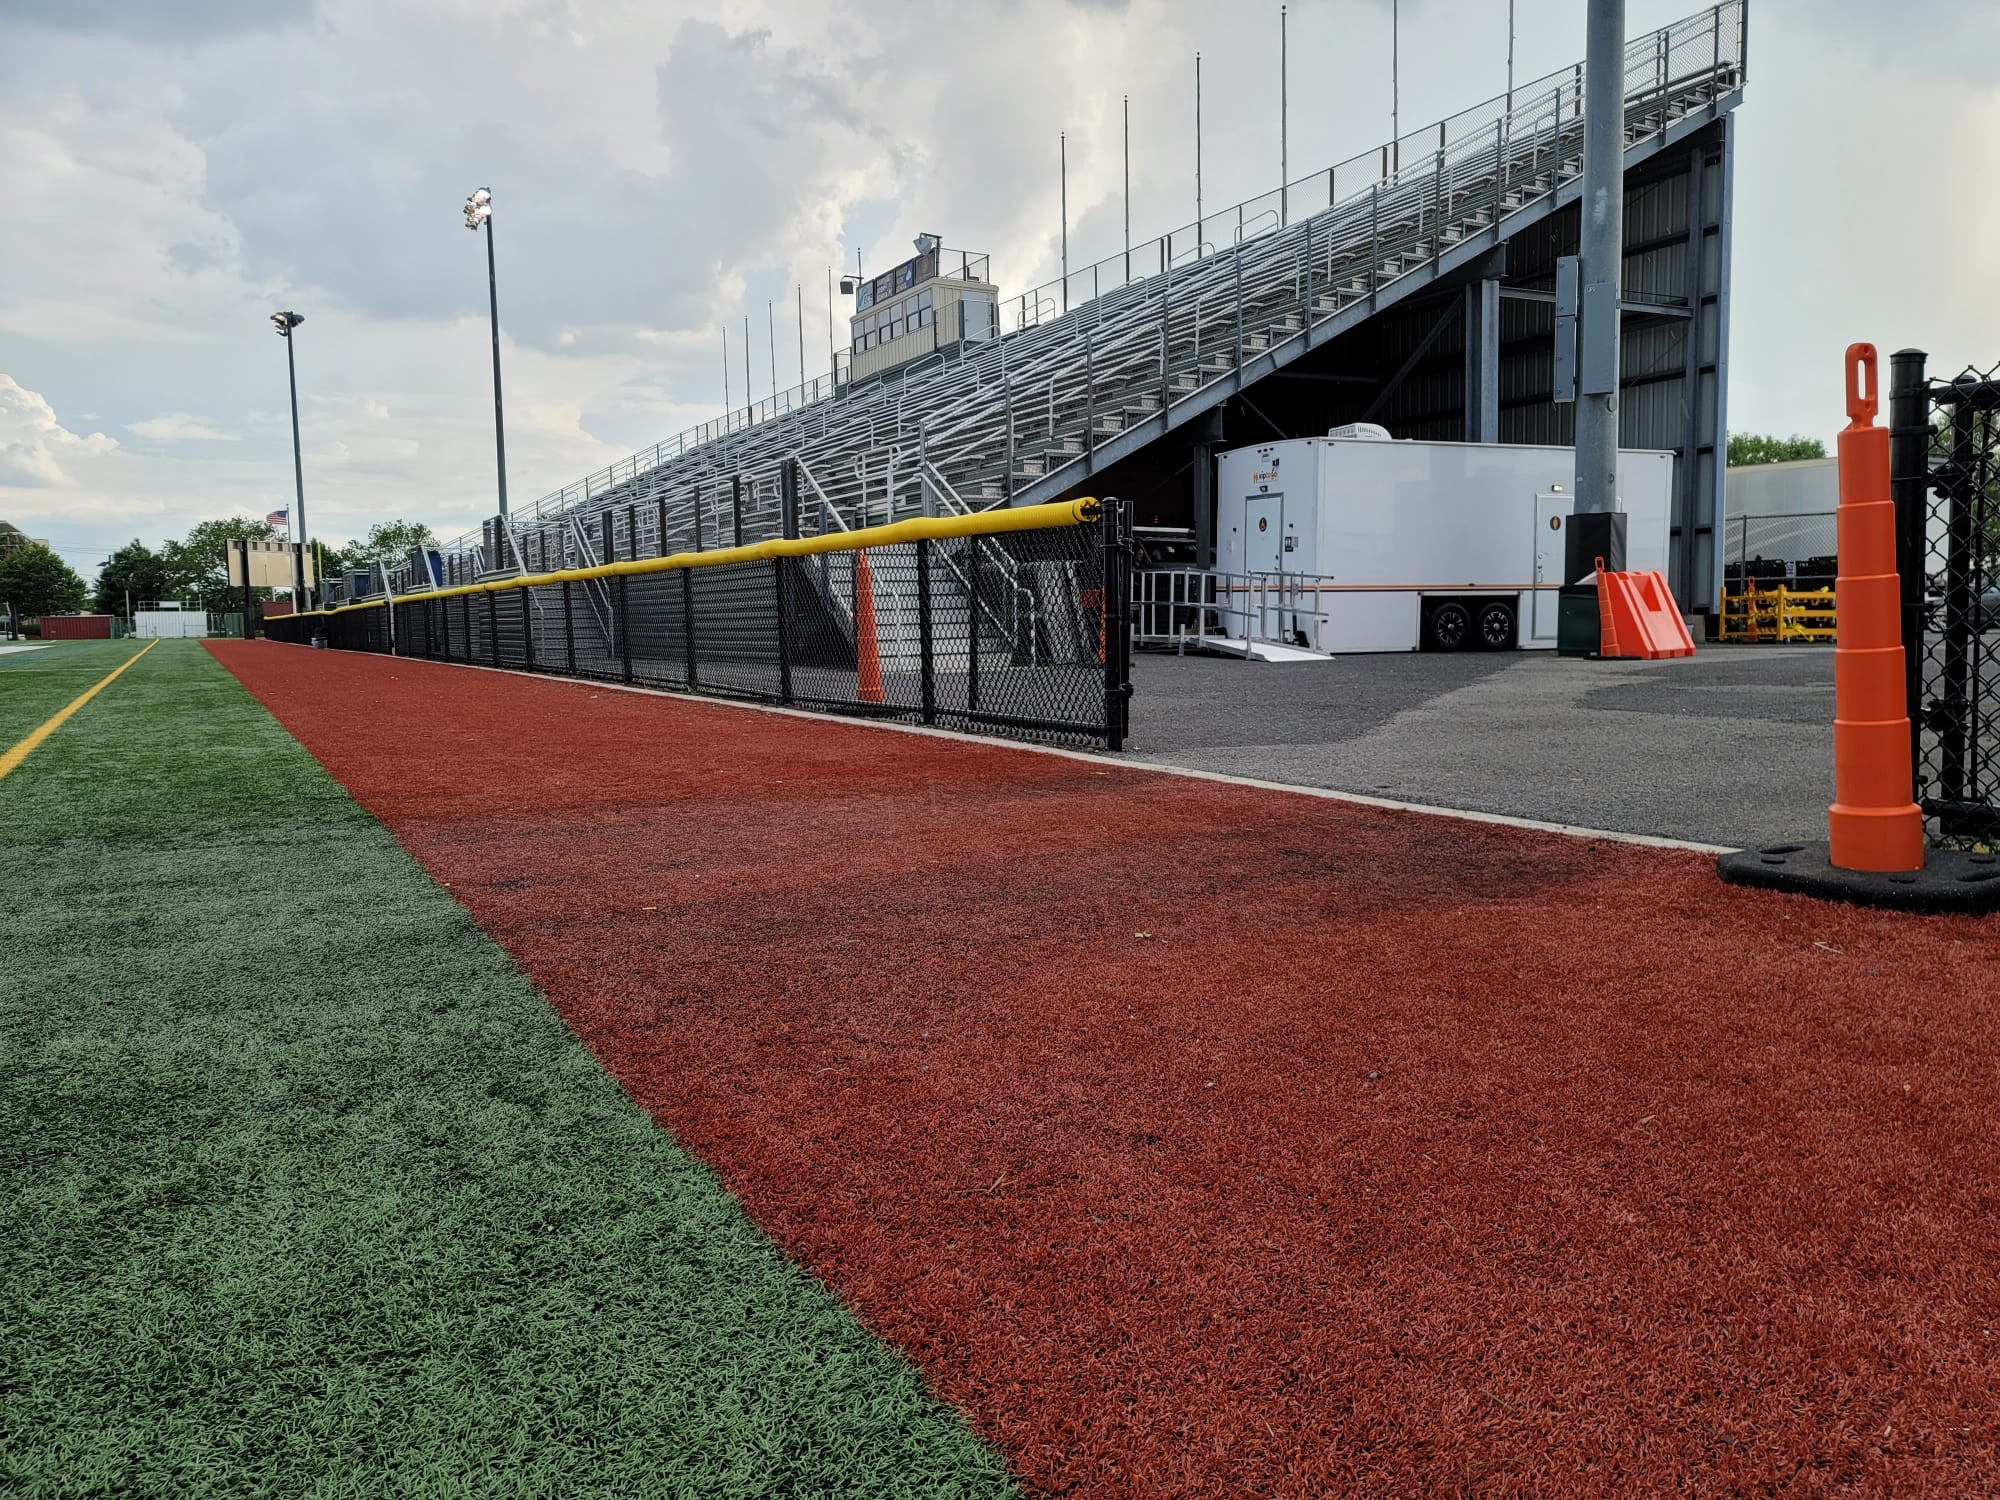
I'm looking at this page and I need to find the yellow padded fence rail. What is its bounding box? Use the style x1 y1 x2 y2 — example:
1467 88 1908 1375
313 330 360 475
292 498 1102 620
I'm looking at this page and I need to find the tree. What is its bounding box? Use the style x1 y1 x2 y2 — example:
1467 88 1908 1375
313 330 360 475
341 519 438 573
92 540 170 617
1728 433 1827 468
0 543 88 619
160 517 276 613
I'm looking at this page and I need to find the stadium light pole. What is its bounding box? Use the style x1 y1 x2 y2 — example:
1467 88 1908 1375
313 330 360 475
1507 0 1516 111
1392 0 1400 173
462 187 508 517
1194 53 1203 236
1280 6 1288 226
269 311 309 608
1123 95 1131 283
1556 0 1629 656
1059 132 1069 311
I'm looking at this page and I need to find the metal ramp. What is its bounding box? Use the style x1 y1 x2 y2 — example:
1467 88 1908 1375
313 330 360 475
404 3 1746 590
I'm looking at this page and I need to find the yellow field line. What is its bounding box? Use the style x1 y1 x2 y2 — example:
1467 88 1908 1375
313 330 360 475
0 639 158 782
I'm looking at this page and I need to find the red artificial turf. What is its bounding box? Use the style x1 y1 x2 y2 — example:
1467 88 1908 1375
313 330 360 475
209 641 2000 1497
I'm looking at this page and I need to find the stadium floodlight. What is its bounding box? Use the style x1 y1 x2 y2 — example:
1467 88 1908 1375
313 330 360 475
838 277 858 295
269 310 310 607
462 186 508 515
913 232 940 255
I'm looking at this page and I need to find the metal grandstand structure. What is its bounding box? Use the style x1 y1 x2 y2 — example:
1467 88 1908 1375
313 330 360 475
387 1 1746 598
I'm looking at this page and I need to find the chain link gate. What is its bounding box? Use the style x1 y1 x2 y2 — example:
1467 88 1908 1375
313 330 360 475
1889 350 2000 846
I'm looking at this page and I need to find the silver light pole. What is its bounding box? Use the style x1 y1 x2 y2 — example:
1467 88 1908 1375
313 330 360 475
1575 0 1626 518
1280 6 1289 225
270 311 308 608
1060 131 1069 311
1123 95 1131 283
462 188 508 517
1392 0 1400 173
1195 53 1204 237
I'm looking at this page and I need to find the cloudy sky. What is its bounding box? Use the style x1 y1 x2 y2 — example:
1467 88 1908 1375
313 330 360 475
4 0 1998 582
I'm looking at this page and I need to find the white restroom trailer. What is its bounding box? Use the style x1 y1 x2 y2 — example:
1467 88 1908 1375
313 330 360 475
1213 431 1676 653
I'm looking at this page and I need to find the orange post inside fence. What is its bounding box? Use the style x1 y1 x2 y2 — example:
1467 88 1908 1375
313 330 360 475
1827 343 1923 872
853 549 885 703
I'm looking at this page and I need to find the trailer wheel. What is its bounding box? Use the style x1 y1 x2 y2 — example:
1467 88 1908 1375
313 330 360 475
1477 600 1517 650
1426 600 1472 651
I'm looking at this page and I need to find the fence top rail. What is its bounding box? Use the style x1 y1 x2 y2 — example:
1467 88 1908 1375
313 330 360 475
287 497 1103 619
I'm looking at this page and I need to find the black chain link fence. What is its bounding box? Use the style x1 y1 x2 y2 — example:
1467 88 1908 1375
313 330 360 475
265 501 1134 750
1890 351 2000 847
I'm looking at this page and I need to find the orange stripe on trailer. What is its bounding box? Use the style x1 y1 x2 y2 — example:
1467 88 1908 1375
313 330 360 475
0 639 158 783
1828 344 1923 873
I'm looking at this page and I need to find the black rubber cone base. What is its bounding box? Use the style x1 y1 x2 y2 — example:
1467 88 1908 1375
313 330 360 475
1717 841 2000 913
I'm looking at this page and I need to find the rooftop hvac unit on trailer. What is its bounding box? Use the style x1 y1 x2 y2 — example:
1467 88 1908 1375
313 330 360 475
1214 434 1675 654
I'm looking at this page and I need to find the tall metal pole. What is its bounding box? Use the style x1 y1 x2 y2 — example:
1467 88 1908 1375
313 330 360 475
743 316 752 414
1392 0 1400 173
1507 0 1516 111
722 326 730 410
1195 53 1204 236
1060 131 1069 310
484 213 508 517
796 283 805 391
826 269 837 382
767 300 777 404
284 329 307 607
1280 6 1289 225
1574 0 1626 516
1123 95 1131 283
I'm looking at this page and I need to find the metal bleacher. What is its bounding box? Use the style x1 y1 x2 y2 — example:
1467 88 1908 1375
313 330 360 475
404 1 1746 591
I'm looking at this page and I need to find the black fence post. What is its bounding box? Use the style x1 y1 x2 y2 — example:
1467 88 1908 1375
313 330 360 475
522 590 537 673
1101 499 1131 752
1888 348 1929 787
656 496 670 557
617 575 634 684
460 594 473 664
732 477 744 548
781 459 800 540
773 559 794 703
563 581 577 675
966 536 982 712
916 539 937 725
681 569 699 688
488 592 501 669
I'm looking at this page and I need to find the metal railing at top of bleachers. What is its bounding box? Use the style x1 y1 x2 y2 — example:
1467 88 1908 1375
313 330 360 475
413 3 1745 593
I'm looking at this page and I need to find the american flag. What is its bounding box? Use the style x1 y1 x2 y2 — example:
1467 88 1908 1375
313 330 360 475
266 508 288 528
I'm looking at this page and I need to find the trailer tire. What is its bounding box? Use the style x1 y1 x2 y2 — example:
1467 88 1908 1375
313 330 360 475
1426 600 1473 652
1476 600 1517 650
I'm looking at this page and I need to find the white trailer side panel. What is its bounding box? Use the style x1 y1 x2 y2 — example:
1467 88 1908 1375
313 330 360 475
1215 438 1674 654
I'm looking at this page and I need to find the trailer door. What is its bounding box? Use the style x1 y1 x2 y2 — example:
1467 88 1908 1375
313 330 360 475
1244 494 1286 573
1531 494 1565 643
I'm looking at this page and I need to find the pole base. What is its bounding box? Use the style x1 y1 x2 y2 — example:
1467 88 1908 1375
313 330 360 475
1556 590 1602 657
1716 841 2000 914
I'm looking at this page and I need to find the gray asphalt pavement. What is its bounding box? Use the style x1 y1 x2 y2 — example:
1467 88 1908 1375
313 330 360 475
1122 645 1835 849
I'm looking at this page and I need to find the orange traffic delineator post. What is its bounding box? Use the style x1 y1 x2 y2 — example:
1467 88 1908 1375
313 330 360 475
1826 343 1923 873
854 549 885 704
1597 564 1696 660
1715 343 1997 911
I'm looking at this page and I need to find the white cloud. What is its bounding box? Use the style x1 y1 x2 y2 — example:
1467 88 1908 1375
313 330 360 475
0 373 117 487
128 413 236 441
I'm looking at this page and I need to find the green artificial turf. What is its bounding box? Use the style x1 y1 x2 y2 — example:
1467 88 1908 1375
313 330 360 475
0 640 147 745
0 641 1014 1499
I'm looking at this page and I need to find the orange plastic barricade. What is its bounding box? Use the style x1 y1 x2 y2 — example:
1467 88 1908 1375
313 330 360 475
1826 344 1922 872
854 549 885 704
1597 567 1696 660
